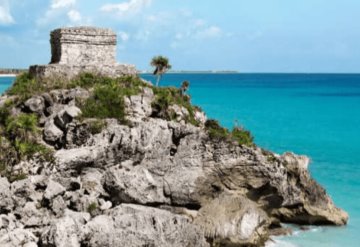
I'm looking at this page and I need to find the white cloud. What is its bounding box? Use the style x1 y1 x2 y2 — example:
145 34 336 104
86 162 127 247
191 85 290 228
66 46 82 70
196 26 222 39
135 29 151 42
247 31 263 41
194 19 206 28
0 0 14 25
118 31 129 42
51 0 76 9
101 0 152 18
0 33 15 43
67 9 81 22
37 0 83 27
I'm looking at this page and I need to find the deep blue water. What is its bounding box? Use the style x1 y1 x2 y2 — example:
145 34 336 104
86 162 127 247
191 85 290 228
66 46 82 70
2 74 360 246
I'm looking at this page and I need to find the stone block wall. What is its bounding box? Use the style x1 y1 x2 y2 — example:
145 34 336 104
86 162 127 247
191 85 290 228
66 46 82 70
50 27 117 65
29 26 137 79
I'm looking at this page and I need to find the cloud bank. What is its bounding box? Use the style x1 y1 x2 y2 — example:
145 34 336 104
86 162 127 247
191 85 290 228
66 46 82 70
0 0 14 25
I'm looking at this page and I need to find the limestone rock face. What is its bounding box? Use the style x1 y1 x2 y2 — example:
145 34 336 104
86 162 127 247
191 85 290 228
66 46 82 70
0 84 349 246
29 27 137 79
81 204 209 247
0 177 13 213
194 194 270 246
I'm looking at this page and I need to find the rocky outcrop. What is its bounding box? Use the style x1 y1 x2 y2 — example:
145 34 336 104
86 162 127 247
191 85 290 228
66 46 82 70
0 84 348 246
29 27 137 79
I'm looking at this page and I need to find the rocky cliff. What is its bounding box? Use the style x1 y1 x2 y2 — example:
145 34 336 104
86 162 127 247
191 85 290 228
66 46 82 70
0 26 348 247
0 73 348 247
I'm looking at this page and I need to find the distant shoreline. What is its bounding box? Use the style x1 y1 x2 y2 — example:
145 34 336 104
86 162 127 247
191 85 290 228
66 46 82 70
0 74 16 77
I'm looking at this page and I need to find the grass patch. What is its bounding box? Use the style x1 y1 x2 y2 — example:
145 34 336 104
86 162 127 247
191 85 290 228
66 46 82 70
8 173 28 183
87 202 98 214
6 113 38 138
7 72 148 101
81 84 127 122
78 76 146 124
0 112 53 180
231 127 254 146
205 119 229 141
87 119 107 135
152 87 199 126
7 73 68 101
205 119 254 147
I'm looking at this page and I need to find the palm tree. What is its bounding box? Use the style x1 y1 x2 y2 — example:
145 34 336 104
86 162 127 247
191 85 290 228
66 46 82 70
150 56 172 86
180 80 190 96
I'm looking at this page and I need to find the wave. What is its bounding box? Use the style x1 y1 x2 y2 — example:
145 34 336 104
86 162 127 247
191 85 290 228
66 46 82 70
266 239 298 247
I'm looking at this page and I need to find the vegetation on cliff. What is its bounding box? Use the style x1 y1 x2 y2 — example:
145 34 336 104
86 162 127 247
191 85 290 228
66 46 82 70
1 71 256 182
0 103 52 181
151 86 200 126
205 119 254 146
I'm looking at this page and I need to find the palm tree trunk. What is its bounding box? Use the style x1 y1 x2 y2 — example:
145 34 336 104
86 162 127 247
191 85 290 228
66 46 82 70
156 75 161 87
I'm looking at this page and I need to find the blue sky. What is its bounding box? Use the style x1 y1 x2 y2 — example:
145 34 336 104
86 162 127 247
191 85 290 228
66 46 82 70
0 0 360 72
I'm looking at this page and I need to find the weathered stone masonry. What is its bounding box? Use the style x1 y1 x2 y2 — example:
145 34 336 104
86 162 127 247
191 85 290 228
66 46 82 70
30 27 137 79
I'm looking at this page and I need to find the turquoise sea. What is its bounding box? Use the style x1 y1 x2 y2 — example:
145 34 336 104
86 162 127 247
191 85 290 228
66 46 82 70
2 74 360 246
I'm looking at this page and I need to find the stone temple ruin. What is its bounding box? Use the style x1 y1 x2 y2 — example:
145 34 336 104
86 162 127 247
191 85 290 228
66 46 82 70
29 27 137 79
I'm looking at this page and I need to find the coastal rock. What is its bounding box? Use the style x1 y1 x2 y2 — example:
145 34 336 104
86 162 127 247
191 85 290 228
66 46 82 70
44 180 66 200
11 178 36 207
81 168 106 197
24 96 45 114
44 119 63 143
81 204 209 247
54 106 81 130
0 228 38 247
125 87 154 120
194 110 207 125
194 194 270 246
41 216 82 247
168 104 190 122
0 177 13 213
104 165 170 205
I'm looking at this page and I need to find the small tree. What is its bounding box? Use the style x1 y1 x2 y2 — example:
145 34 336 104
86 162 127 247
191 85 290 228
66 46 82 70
150 56 172 86
180 80 190 96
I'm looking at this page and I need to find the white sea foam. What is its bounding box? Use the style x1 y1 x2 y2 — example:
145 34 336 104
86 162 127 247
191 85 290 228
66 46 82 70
265 239 298 247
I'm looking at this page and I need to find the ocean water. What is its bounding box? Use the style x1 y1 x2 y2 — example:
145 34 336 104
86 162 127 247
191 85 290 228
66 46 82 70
2 74 360 246
0 77 14 94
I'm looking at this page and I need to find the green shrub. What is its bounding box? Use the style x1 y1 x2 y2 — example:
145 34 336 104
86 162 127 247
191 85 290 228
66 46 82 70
78 76 147 123
6 113 38 138
152 87 199 126
6 73 66 100
205 119 230 141
87 119 107 135
205 119 254 147
7 73 37 99
0 111 53 176
231 127 254 146
7 72 148 102
9 173 28 182
81 83 127 122
87 202 98 214
68 73 111 89
0 106 10 126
